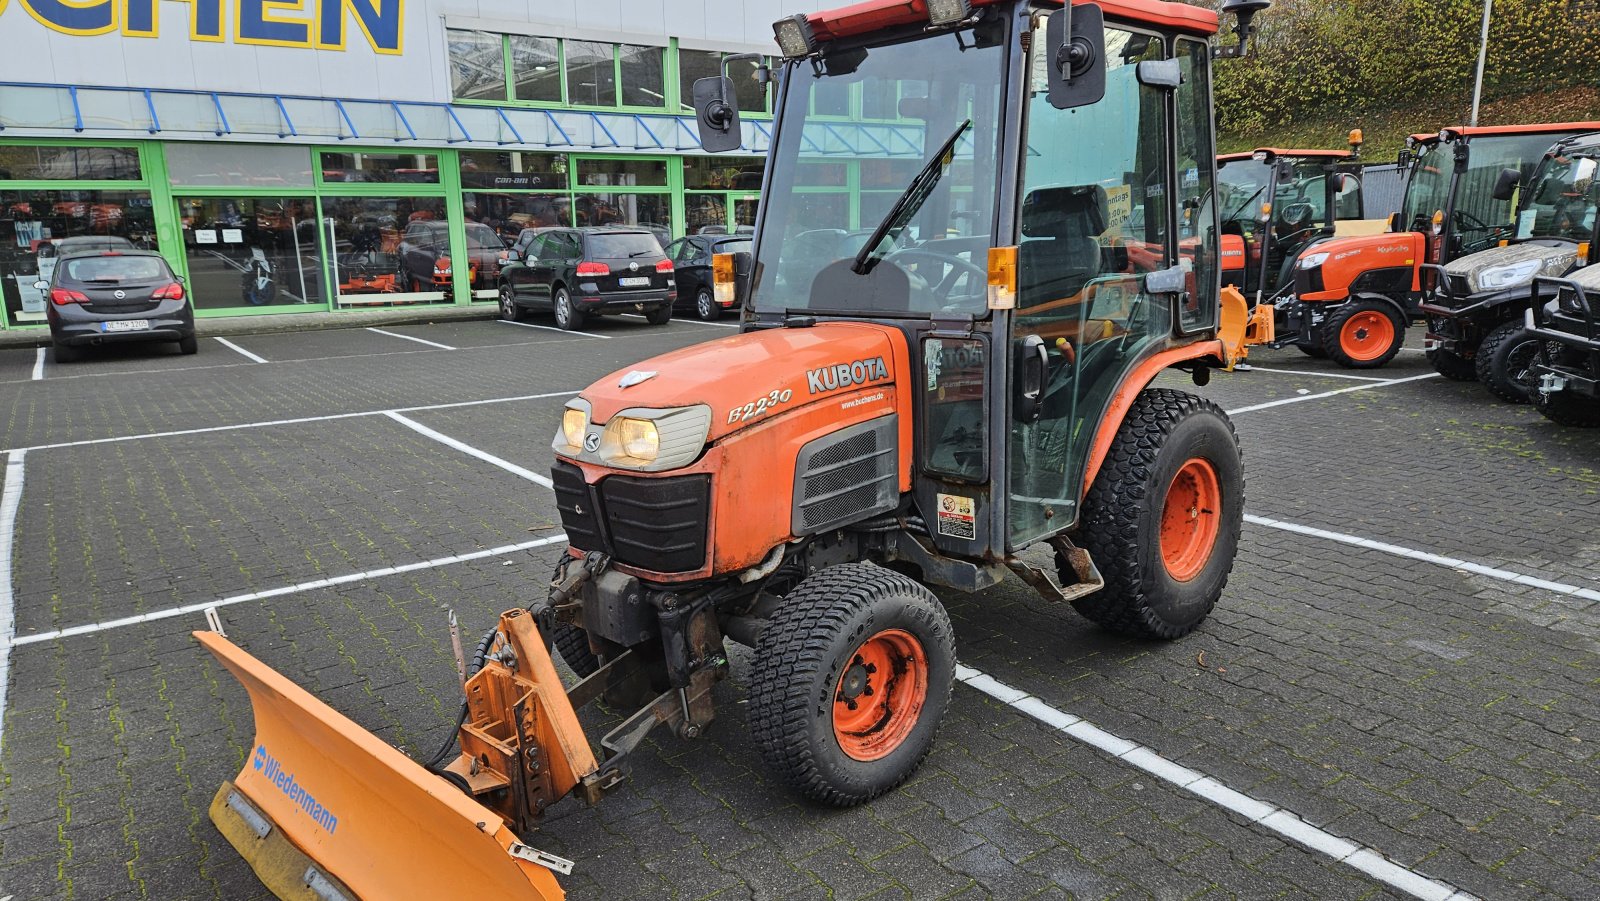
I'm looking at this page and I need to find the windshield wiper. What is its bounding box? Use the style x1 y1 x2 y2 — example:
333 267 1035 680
851 119 971 275
1223 185 1267 224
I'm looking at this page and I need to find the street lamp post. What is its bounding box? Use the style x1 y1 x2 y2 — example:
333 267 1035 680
1470 0 1493 126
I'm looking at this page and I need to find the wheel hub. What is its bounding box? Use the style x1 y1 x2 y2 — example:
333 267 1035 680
832 629 927 762
1160 458 1222 582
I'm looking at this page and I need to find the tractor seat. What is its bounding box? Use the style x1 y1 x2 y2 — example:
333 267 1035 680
1019 184 1110 308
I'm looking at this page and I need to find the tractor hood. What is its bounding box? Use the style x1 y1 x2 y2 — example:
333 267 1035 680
1442 240 1580 295
1567 262 1600 290
568 321 908 445
1302 232 1420 269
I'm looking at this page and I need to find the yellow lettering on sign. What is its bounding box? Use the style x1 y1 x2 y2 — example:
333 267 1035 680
22 0 116 36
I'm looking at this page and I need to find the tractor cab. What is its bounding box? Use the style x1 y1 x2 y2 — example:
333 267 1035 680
1216 147 1362 304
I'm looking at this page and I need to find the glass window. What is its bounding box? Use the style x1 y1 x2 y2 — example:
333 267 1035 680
0 145 141 181
461 190 569 283
684 195 727 235
922 337 987 481
678 49 720 114
0 189 159 325
511 35 562 103
320 196 452 304
166 144 314 188
619 44 666 108
577 157 667 187
1008 26 1173 547
61 255 169 281
565 40 617 107
728 57 770 114
459 150 568 190
320 152 440 184
585 231 662 257
574 192 671 245
176 196 325 309
684 156 764 191
447 30 508 102
1176 40 1218 333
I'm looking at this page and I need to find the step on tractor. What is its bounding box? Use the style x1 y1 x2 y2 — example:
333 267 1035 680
1420 131 1600 403
1281 122 1600 371
195 1 1271 898
1214 142 1369 359
1528 266 1600 427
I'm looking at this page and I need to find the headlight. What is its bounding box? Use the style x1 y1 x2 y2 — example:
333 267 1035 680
1298 252 1330 269
1477 260 1541 291
561 408 588 448
611 417 660 462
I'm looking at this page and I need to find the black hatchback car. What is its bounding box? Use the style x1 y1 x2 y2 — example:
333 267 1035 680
664 234 752 320
497 227 674 330
39 250 197 362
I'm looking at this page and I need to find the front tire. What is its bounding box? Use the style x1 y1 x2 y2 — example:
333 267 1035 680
1533 389 1600 427
1427 345 1477 381
1476 320 1540 404
695 288 719 321
748 562 954 807
552 286 586 331
1323 300 1403 368
1075 389 1243 639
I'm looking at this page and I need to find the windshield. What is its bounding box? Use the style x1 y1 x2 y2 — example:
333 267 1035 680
753 26 1004 317
1218 158 1270 225
587 232 662 258
465 223 505 250
1402 134 1579 242
1399 140 1449 231
1517 149 1599 240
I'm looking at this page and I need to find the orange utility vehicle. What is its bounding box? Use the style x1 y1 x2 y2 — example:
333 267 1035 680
197 1 1270 898
1283 122 1600 370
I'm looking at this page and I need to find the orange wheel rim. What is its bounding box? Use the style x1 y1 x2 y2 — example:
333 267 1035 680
832 628 928 762
1160 458 1222 582
1340 311 1395 361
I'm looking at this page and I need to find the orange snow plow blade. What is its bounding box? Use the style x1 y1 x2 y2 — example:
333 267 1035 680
196 626 570 901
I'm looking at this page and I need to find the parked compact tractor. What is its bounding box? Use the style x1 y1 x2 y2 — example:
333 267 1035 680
1420 131 1600 402
1527 267 1600 427
1280 122 1600 370
195 1 1272 898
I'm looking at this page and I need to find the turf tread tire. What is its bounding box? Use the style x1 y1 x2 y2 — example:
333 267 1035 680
1321 299 1404 369
1533 389 1600 427
1074 389 1243 639
1475 320 1539 404
748 562 953 808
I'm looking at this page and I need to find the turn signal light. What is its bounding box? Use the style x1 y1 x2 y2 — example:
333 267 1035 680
152 282 185 301
655 258 674 273
50 288 88 305
575 262 610 276
987 245 1017 310
712 252 736 307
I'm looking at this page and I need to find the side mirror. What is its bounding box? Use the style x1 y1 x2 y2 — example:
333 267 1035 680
33 280 48 291
1491 167 1521 202
1044 4 1106 111
505 249 521 262
1216 0 1271 59
1337 173 1359 194
693 76 742 153
1012 335 1049 423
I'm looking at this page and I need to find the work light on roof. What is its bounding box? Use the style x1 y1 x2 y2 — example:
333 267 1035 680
773 14 817 59
926 0 973 26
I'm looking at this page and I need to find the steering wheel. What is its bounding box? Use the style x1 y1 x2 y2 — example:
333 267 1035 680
1453 208 1493 233
883 247 988 304
1278 201 1315 230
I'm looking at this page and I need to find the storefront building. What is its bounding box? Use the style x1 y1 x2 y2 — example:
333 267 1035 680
0 0 819 328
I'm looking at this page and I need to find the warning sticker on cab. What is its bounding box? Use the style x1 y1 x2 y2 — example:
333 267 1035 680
935 493 976 540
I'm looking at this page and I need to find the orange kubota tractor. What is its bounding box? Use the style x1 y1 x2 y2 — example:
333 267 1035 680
1279 122 1600 370
196 1 1271 898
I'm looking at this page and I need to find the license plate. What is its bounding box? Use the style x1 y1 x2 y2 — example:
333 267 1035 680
102 319 149 332
617 277 650 287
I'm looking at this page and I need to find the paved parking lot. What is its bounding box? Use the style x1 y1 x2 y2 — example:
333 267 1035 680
0 314 1596 901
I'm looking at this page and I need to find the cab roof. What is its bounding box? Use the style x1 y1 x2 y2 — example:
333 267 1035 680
1411 122 1600 145
804 0 1219 44
1217 148 1353 163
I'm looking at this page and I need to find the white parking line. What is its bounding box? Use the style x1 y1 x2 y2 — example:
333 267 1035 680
384 411 553 488
5 533 568 648
956 664 1474 901
0 451 27 745
5 389 578 454
498 319 610 339
1245 513 1600 603
31 348 45 381
1228 372 1439 415
366 327 455 350
619 313 740 329
1244 366 1390 382
214 337 268 363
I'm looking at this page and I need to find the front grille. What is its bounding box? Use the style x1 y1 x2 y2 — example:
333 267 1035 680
793 415 897 535
1293 267 1324 295
550 461 605 551
600 474 710 572
1448 274 1472 299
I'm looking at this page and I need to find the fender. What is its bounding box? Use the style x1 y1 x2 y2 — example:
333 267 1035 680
1080 339 1226 497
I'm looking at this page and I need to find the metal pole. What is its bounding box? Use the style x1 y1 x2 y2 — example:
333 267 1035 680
1470 0 1493 126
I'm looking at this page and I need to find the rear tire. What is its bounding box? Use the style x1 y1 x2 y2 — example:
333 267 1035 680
178 336 198 355
1427 345 1477 381
52 342 81 363
695 288 719 321
749 562 954 807
645 303 673 325
1532 389 1600 427
552 286 586 331
1475 320 1540 404
1322 300 1403 368
1075 389 1243 639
